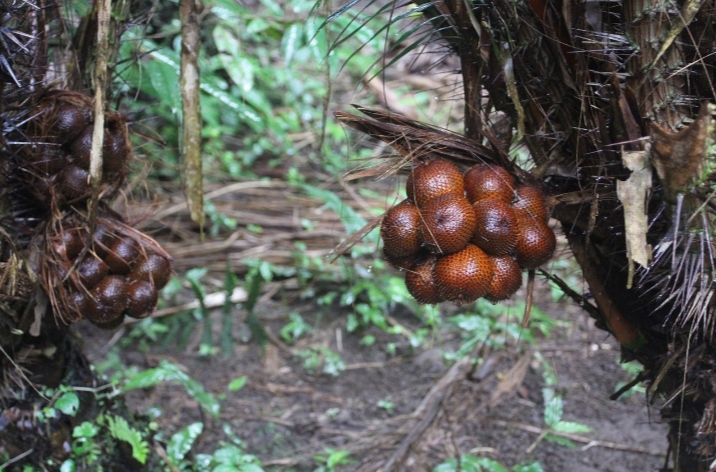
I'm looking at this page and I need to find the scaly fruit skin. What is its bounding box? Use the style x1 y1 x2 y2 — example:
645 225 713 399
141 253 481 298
485 256 523 302
126 280 159 319
464 164 515 204
405 255 443 304
406 159 464 207
420 194 476 255
52 227 86 261
515 219 556 269
434 244 493 305
54 104 88 143
104 237 140 274
381 199 422 258
472 199 519 256
59 165 90 201
129 253 172 289
86 275 129 324
512 185 549 223
76 255 110 289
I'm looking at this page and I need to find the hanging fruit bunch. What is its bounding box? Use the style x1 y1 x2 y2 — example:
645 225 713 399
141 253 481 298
11 91 128 206
5 90 172 329
381 158 555 305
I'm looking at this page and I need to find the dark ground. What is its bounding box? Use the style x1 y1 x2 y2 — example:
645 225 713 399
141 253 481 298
80 266 668 472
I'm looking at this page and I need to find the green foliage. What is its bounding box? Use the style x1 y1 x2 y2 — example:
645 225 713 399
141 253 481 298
377 399 395 413
444 300 556 361
228 376 248 392
118 0 385 179
54 389 79 417
122 360 221 418
106 415 150 464
295 346 346 376
533 353 592 449
167 422 204 465
69 421 101 466
614 360 646 399
281 312 312 342
313 448 353 472
194 443 264 472
434 456 545 472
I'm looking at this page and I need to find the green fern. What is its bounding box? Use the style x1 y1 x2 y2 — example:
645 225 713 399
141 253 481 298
106 415 150 465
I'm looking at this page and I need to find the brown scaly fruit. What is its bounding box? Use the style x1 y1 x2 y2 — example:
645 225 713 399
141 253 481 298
380 199 421 258
52 227 86 261
54 104 89 144
472 199 519 256
485 256 523 302
515 219 556 269
512 184 549 223
420 194 476 255
464 164 515 204
86 275 129 325
406 159 464 207
104 237 140 274
434 244 493 305
126 280 158 319
405 254 443 304
75 255 110 290
129 252 172 289
59 165 90 201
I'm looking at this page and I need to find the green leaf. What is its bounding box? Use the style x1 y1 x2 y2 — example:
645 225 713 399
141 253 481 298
513 462 546 472
281 23 304 66
552 420 592 434
305 16 328 63
107 415 150 464
73 421 99 438
544 433 577 448
258 0 283 16
167 422 203 464
228 376 248 392
469 457 509 472
55 392 79 417
122 360 220 418
212 466 241 472
326 448 351 467
240 465 265 472
60 459 75 472
433 458 458 472
544 395 563 428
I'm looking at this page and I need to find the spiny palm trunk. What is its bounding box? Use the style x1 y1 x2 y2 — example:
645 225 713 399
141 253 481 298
0 2 168 469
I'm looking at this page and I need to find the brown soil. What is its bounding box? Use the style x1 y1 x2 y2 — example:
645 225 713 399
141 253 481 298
80 275 667 471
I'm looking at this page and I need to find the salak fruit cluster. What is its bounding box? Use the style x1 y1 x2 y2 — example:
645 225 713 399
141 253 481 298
17 91 129 205
8 91 173 329
48 216 172 329
380 159 555 305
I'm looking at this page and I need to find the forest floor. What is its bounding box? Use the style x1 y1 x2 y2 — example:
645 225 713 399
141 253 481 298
79 247 668 471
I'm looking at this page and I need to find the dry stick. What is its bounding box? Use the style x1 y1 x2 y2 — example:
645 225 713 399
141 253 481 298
180 0 204 229
0 448 34 469
87 0 111 227
380 355 473 472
